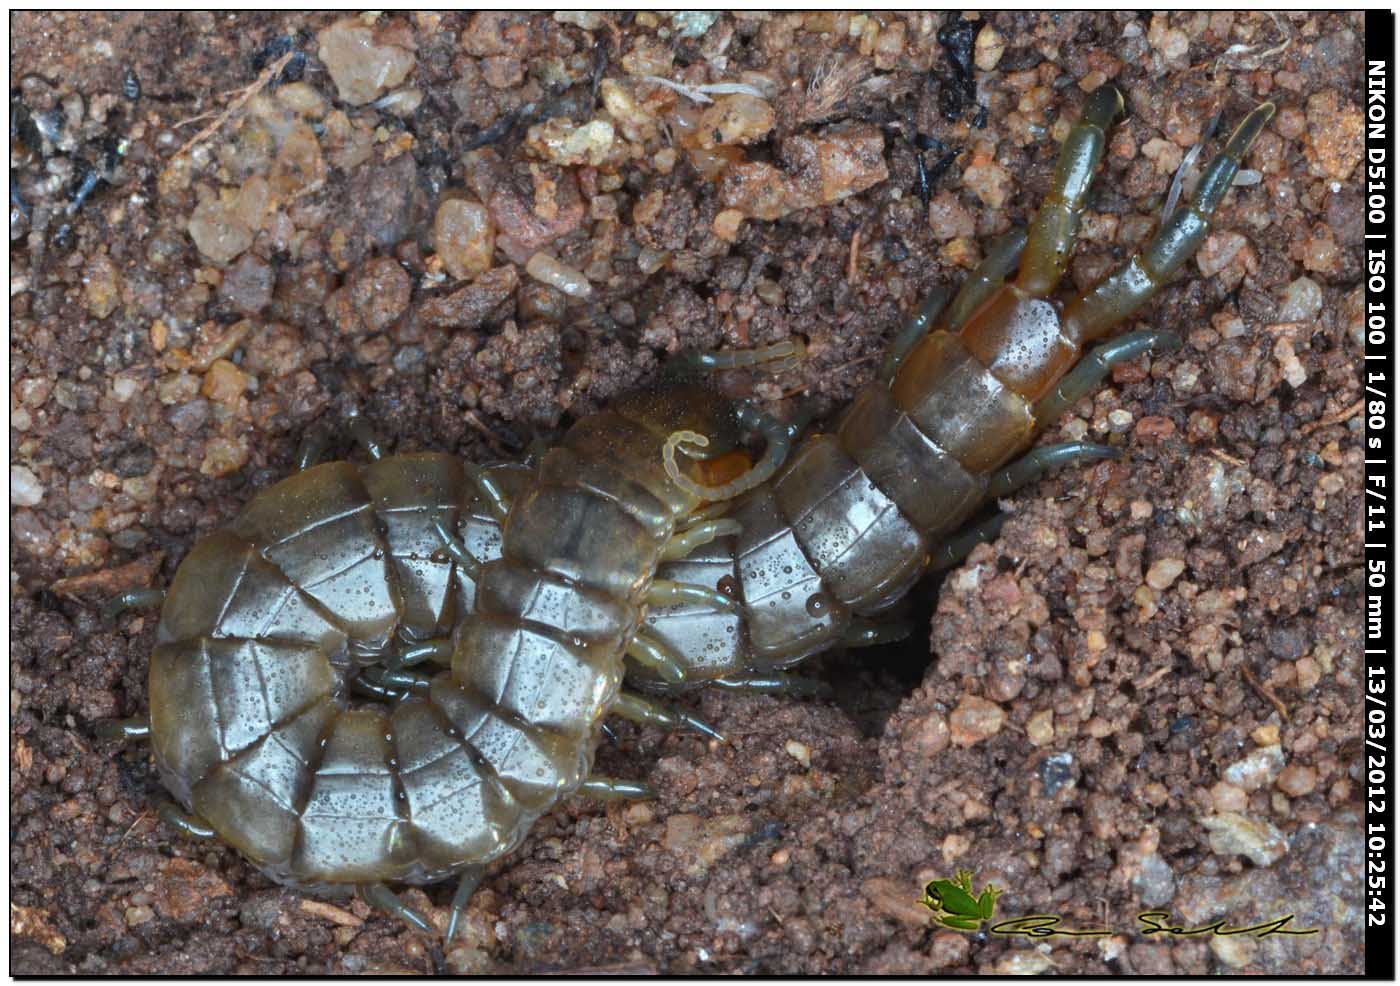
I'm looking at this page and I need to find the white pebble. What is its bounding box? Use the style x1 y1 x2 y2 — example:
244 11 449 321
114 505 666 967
525 252 592 299
11 465 44 506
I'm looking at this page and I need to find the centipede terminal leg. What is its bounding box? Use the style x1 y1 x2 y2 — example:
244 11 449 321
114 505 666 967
359 882 434 935
613 691 727 744
104 586 166 619
1016 85 1124 299
1031 329 1182 426
577 776 656 801
1059 100 1274 346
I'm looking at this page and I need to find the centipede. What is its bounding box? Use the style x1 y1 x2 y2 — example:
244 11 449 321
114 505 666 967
100 86 1274 941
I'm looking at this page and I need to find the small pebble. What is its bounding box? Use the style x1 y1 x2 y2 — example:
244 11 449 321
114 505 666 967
1223 744 1284 792
433 199 495 281
1276 764 1317 797
316 18 415 106
696 94 775 148
11 465 44 506
1026 709 1054 746
201 359 247 406
1144 558 1185 590
1278 276 1322 323
1200 812 1287 866
949 694 1005 746
784 739 812 769
974 24 1005 71
525 252 592 299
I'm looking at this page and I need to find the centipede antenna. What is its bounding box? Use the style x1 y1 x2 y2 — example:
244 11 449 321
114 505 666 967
446 866 486 943
359 882 434 935
432 520 482 579
578 775 656 801
104 586 166 620
95 717 151 741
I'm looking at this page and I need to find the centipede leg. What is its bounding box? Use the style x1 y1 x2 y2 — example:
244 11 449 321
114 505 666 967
844 616 915 648
104 586 165 619
578 776 656 801
931 514 1009 571
879 287 952 382
985 441 1120 500
668 338 807 378
158 802 217 840
464 462 511 523
1060 100 1274 344
625 631 687 685
662 519 742 561
708 672 832 699
613 691 727 744
941 228 1030 334
1016 85 1125 298
397 637 453 668
95 716 151 741
431 520 483 579
647 579 737 611
359 882 434 935
445 865 487 943
347 414 386 461
1031 329 1183 426
293 422 332 471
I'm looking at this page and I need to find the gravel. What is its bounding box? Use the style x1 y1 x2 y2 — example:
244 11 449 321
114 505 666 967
10 9 1364 976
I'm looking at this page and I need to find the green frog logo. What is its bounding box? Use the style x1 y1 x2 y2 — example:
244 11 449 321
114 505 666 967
919 870 1003 931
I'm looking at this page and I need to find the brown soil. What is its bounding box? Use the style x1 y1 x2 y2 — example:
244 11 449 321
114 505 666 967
11 11 1365 974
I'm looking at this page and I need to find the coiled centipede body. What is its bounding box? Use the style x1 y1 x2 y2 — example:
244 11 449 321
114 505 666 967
103 86 1273 939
